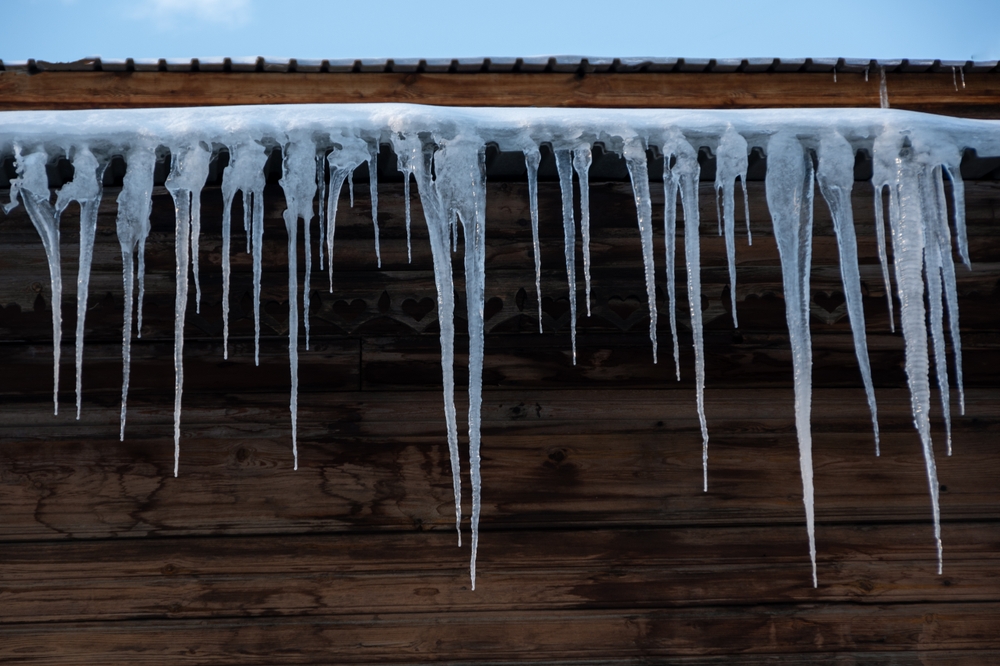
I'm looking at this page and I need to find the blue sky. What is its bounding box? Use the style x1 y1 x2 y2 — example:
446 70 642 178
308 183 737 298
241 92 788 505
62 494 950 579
4 0 999 62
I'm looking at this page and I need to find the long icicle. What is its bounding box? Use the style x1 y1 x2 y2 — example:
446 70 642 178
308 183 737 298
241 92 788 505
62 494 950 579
554 149 578 364
524 146 543 332
873 131 943 574
666 133 709 490
663 153 681 380
116 145 156 439
765 132 818 587
816 133 881 454
623 137 658 363
165 143 210 477
54 147 105 420
6 149 63 415
395 132 464 549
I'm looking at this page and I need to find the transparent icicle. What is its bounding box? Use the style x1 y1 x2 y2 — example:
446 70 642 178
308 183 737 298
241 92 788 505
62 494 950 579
662 152 681 381
325 137 370 291
816 133 880 453
54 147 105 420
715 128 750 328
572 145 593 317
279 136 319 471
880 67 890 109
393 131 463 550
368 141 381 268
554 149 578 364
524 146 543 332
435 137 489 590
115 144 156 439
316 151 327 267
623 137 658 363
664 131 709 490
922 167 953 455
765 133 818 587
873 131 943 574
873 184 896 331
5 149 63 415
165 142 211 477
220 142 268 362
939 165 967 417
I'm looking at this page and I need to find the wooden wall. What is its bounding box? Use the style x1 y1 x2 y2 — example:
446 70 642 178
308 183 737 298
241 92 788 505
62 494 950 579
1 157 998 663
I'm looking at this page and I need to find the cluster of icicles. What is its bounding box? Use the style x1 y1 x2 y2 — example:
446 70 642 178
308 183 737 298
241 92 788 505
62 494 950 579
2 105 995 589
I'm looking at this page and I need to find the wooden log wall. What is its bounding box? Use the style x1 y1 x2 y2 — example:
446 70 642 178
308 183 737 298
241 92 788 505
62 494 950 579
1 159 999 663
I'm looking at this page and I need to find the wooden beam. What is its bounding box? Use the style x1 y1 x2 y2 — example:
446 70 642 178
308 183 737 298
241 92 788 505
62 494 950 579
1 71 1000 116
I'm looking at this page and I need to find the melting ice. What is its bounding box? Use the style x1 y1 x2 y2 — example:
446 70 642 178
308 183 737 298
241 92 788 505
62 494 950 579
1 104 995 588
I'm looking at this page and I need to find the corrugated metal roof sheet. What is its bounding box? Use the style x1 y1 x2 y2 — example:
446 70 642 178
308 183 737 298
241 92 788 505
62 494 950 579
2 56 998 74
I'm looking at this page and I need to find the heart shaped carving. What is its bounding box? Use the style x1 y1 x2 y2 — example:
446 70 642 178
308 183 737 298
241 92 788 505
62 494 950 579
333 299 367 322
402 297 435 321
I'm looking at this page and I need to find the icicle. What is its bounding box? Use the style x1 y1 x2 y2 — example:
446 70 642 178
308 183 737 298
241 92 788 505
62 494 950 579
872 183 896 331
960 68 966 89
6 149 63 415
872 130 943 574
368 142 382 268
524 146 543 333
816 133 881 454
554 149 578 364
714 128 750 328
394 131 463 551
663 131 709 490
573 145 593 317
54 147 105 420
942 164 970 267
221 141 268 362
865 66 869 82
765 132 818 587
435 137 488 590
115 144 156 439
316 151 327 267
662 153 681 381
952 67 958 92
939 166 966 416
325 137 370 291
279 136 319 470
403 173 413 263
922 168 953 455
165 142 211 477
833 68 837 83
623 137 658 363
880 67 890 109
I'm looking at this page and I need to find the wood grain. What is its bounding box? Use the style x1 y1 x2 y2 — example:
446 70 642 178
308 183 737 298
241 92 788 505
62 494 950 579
1 71 1000 117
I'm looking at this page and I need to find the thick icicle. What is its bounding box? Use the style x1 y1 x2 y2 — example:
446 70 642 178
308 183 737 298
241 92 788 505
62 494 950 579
880 68 890 109
325 137 370 291
572 145 593 317
873 185 896 331
554 149 578 364
54 147 105 420
816 133 881 453
922 167 953 455
220 141 268 361
623 137 658 363
115 144 156 439
279 136 319 470
663 131 709 490
873 131 943 574
316 151 327 267
714 128 750 327
165 143 211 477
435 137 489 590
765 132 818 587
524 147 543 332
6 149 63 415
393 131 464 549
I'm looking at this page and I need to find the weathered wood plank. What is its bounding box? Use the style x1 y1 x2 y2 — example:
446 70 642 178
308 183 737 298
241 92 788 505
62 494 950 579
1 523 998 624
1 71 1000 117
1 603 998 664
0 389 996 540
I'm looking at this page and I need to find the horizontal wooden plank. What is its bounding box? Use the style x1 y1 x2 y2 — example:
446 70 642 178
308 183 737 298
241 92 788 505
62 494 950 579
1 603 998 664
1 523 999 624
0 389 996 540
1 72 1000 117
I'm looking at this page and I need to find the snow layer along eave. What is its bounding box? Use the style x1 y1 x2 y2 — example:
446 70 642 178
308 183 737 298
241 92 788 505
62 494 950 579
3 106 1000 158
